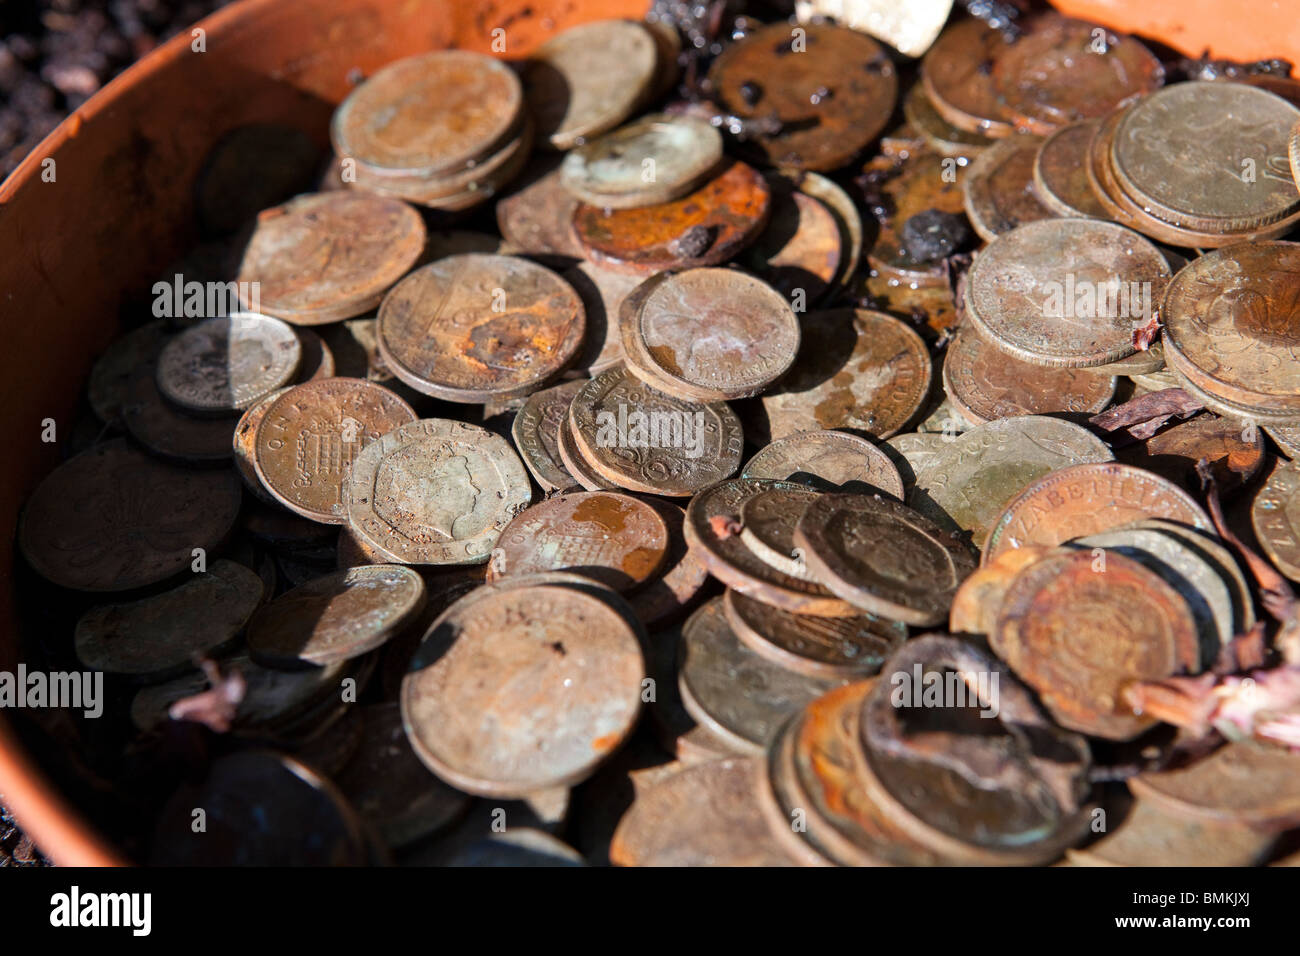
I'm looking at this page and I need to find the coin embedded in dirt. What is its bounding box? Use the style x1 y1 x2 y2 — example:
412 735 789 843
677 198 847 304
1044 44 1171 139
487 491 669 592
252 378 416 525
377 253 585 402
247 564 426 667
154 313 301 415
19 440 242 592
741 429 904 497
560 113 722 208
402 584 644 796
511 379 586 492
346 418 532 565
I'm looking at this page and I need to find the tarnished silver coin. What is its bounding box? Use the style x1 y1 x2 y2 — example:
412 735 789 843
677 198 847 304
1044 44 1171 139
741 429 904 497
155 313 301 415
560 113 722 208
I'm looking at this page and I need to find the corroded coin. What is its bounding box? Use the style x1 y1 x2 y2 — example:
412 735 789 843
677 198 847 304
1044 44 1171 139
627 500 709 629
741 429 904 497
346 418 532 565
864 150 969 288
991 549 1200 739
749 174 842 302
377 253 585 402
74 559 264 681
1067 799 1276 867
236 192 426 325
677 598 841 754
561 262 641 377
794 492 977 625
567 366 743 497
122 369 237 465
920 19 1017 138
572 159 771 275
992 13 1163 135
232 386 291 501
495 159 585 259
620 267 799 401
903 84 994 158
736 487 821 580
155 313 301 415
247 564 425 667
965 219 1170 367
942 328 1116 425
511 378 586 492
961 136 1053 242
560 113 722 208
909 415 1114 544
1252 458 1300 582
1032 120 1108 219
87 319 171 424
332 50 523 176
253 378 417 525
401 584 644 796
757 309 932 443
1130 740 1300 827
524 19 658 151
983 461 1215 562
724 588 905 679
611 757 795 866
19 440 241 592
487 491 669 592
557 412 619 491
949 544 1053 636
708 22 897 171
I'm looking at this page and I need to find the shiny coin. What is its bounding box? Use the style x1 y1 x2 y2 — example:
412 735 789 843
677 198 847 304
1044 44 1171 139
247 564 425 667
1252 458 1300 582
1067 799 1276 867
252 378 416 524
567 366 743 497
1033 120 1108 219
572 159 771 275
87 319 171 424
741 429 904 497
560 113 722 208
236 191 426 325
757 308 932 443
920 19 1017 138
74 559 264 682
708 22 897 171
487 491 669 592
620 267 799 401
401 583 644 796
794 492 977 625
155 313 300 415
984 461 1213 562
561 262 641 377
1129 740 1300 827
346 417 532 565
122 369 237 465
377 253 585 402
965 219 1171 367
511 379 586 491
19 440 241 592
961 136 1053 242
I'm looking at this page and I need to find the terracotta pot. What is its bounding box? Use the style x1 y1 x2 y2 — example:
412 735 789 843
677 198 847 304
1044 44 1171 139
0 0 649 866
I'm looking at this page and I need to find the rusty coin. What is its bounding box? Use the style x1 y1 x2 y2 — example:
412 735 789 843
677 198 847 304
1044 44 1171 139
496 158 585 259
741 429 904 497
920 19 1017 138
511 378 586 492
154 313 300 415
864 150 970 288
961 135 1054 242
903 83 995 158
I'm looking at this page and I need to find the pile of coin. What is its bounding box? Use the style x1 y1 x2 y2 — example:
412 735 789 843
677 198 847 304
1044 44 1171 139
14 7 1300 866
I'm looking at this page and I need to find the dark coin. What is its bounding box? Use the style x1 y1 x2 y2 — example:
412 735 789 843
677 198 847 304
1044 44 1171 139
122 368 237 465
511 378 586 492
1033 119 1109 219
961 136 1054 242
920 18 1017 138
865 150 970 288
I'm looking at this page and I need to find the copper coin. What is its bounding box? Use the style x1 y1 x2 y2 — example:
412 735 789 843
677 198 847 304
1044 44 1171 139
74 559 264 681
757 308 932 443
1120 413 1265 495
567 366 743 497
236 192 426 325
1161 241 1300 415
903 83 995 158
401 584 644 796
247 564 425 667
1130 740 1300 827
965 218 1170 367
19 439 241 592
677 598 842 754
561 261 641 377
724 588 905 679
495 158 585 259
864 150 969 288
626 500 710 629
949 544 1053 636
682 478 857 617
755 709 844 866
798 171 863 294
961 135 1053 242
1267 423 1300 458
1032 120 1109 219
736 487 822 581
572 159 771 276
620 267 800 401
1252 458 1300 582
992 549 1200 740
920 18 1017 138
376 253 585 403
993 13 1163 134
331 50 523 176
560 113 723 208
524 19 658 151
345 417 532 565
232 385 291 500
121 369 237 465
155 313 301 415
983 461 1213 563
252 378 417 525
741 429 904 497
487 491 669 592
794 492 977 625
748 176 842 303
1067 799 1276 867
611 757 794 866
557 412 618 491
87 319 171 424
511 378 586 492
708 22 897 171
942 327 1116 425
